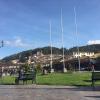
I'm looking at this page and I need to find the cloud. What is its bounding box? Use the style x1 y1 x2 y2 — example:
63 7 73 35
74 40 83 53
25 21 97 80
87 40 100 45
5 37 33 48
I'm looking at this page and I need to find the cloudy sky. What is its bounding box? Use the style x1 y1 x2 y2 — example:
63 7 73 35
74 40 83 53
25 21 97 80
0 0 100 58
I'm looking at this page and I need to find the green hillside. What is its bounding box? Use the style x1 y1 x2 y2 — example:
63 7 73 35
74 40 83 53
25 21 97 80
2 44 100 62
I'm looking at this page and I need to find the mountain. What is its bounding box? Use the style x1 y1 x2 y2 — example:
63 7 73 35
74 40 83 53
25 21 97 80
2 46 66 62
68 44 100 53
2 44 100 62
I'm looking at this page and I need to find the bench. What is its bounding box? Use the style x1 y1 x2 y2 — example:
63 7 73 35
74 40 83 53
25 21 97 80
15 71 36 85
91 71 100 87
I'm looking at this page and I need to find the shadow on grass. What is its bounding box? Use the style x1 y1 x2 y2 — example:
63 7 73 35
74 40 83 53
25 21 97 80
83 80 92 82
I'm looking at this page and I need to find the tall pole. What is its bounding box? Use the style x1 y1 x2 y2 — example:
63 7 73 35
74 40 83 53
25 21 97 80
0 40 4 78
61 8 67 72
74 7 81 71
49 20 54 73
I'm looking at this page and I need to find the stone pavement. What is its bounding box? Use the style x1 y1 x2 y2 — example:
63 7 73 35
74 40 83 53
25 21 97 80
0 85 99 100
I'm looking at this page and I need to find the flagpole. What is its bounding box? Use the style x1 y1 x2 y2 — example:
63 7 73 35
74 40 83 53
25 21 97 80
61 8 67 72
0 40 4 79
49 20 54 73
74 7 81 71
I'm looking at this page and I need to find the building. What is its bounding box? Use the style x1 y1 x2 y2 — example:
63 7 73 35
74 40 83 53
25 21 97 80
11 59 19 64
73 52 94 58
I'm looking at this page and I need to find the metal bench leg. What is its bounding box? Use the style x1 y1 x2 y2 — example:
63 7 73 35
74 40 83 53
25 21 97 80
92 80 95 90
92 80 95 87
32 80 33 84
18 80 19 85
23 80 25 85
15 78 19 85
34 76 36 84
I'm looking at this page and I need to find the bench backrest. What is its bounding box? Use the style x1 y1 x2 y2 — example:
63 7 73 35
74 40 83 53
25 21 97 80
18 70 36 79
24 73 35 79
92 71 100 80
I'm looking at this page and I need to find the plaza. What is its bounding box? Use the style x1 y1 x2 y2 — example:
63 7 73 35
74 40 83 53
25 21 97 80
0 85 99 100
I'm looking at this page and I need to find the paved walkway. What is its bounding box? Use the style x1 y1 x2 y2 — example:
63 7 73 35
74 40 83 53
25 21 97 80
0 85 99 100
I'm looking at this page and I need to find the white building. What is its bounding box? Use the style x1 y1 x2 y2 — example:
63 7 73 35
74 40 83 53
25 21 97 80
11 59 19 64
73 52 94 58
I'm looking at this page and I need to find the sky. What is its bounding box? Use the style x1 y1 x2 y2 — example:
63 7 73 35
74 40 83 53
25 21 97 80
0 0 100 58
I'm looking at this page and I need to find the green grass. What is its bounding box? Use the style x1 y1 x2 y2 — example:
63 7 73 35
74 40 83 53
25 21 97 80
36 72 92 86
0 76 15 85
0 72 100 86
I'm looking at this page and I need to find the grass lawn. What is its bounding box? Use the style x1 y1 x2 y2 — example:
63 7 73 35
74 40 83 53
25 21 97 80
0 72 100 86
0 76 15 85
36 72 92 86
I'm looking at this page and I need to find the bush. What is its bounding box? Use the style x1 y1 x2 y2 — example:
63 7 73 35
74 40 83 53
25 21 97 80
21 63 30 72
36 63 42 73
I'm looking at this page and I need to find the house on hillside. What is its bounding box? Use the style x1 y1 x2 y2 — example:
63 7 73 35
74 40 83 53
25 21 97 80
11 59 19 64
73 52 94 58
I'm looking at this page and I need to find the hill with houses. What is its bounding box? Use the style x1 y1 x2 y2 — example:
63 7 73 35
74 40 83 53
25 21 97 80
2 44 100 63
